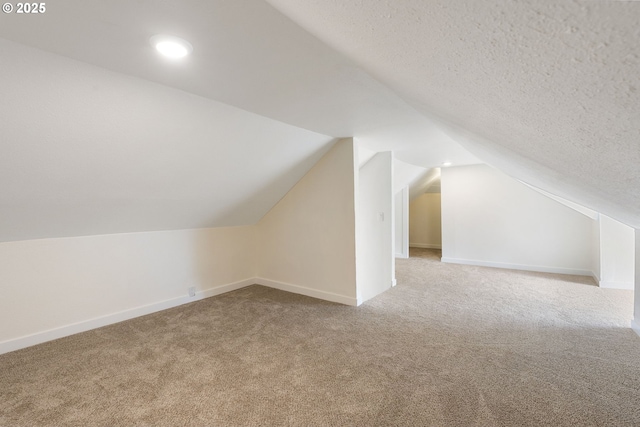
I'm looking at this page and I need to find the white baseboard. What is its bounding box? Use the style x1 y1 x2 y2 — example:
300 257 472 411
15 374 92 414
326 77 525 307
1 277 360 356
440 257 593 277
0 278 255 356
632 319 640 338
409 243 442 249
391 279 397 287
598 280 634 290
198 278 255 298
255 277 358 307
395 253 409 259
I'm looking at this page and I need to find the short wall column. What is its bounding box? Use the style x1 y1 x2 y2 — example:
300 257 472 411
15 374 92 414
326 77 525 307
632 229 640 336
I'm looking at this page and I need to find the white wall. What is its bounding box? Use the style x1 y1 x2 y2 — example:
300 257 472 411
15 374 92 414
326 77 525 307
633 230 640 336
0 38 336 243
409 193 442 249
357 152 394 303
0 226 256 354
591 216 601 282
0 138 396 354
599 215 635 289
394 187 409 258
256 138 358 305
441 164 595 276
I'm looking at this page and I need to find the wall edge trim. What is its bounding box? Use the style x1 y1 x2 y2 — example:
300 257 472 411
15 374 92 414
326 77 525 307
440 257 593 277
256 277 357 306
599 280 634 290
409 243 442 249
631 319 640 338
0 277 256 356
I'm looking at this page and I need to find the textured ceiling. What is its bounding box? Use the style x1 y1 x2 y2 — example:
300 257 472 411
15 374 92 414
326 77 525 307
2 0 638 242
266 0 640 228
0 0 480 241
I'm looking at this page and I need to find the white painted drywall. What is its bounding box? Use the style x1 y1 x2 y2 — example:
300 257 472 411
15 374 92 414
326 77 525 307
633 230 640 336
521 182 598 220
0 226 256 354
409 168 441 201
393 159 429 194
394 187 409 258
358 145 377 167
441 164 595 276
599 215 635 289
409 193 442 249
256 138 358 305
267 0 640 230
0 38 335 243
591 216 601 282
356 152 394 303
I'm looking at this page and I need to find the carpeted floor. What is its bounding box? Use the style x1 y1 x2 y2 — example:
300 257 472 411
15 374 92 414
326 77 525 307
1 248 639 426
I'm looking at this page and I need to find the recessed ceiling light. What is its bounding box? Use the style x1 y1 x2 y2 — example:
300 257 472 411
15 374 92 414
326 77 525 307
442 161 452 167
150 35 193 59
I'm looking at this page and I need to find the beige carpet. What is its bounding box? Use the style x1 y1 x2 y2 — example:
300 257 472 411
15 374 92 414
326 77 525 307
1 248 639 426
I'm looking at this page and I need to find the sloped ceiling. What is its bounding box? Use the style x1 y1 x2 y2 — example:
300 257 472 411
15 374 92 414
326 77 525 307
0 0 478 242
0 0 477 167
266 0 640 228
2 0 638 242
0 38 335 242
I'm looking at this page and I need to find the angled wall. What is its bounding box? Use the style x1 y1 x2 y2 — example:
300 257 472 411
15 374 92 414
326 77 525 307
634 230 640 336
599 215 635 289
441 164 595 276
591 217 601 283
1 137 397 355
356 152 394 303
0 37 336 243
256 138 358 305
0 226 256 354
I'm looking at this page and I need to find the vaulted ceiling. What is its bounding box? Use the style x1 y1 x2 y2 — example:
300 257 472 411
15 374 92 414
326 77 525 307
267 0 640 228
0 0 638 242
0 37 338 242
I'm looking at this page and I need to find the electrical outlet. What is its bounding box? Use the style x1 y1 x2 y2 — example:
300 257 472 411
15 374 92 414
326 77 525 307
188 286 196 297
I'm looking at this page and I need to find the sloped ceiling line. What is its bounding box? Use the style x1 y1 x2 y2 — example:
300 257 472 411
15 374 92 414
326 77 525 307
265 0 640 228
2 0 639 242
